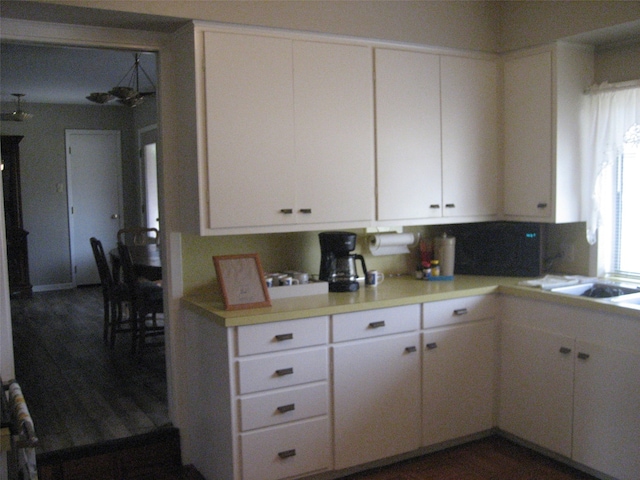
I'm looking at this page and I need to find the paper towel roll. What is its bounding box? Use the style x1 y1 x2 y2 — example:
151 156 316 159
368 233 416 256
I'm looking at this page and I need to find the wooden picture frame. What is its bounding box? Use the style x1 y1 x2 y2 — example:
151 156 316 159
213 253 271 310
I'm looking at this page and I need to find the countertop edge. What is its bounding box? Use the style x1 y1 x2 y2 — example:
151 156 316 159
181 276 640 327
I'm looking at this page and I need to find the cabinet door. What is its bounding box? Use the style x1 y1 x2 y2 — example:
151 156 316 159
333 332 421 469
499 322 574 457
573 341 640 480
422 320 497 446
375 48 442 222
503 51 552 219
441 55 499 218
203 32 295 229
293 41 375 225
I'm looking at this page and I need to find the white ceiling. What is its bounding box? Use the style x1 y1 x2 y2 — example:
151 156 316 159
0 42 157 106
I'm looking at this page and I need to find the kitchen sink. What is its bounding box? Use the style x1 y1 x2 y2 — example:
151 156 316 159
550 282 640 298
609 292 640 309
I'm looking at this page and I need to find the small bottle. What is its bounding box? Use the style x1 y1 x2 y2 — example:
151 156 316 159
422 262 431 280
430 260 440 277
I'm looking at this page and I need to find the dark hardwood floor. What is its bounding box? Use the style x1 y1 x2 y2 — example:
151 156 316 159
341 435 598 480
10 286 169 454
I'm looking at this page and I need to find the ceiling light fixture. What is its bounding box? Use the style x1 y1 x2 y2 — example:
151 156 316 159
86 53 156 108
1 93 33 122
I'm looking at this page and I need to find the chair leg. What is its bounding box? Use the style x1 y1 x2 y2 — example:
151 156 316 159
103 295 110 345
131 306 139 355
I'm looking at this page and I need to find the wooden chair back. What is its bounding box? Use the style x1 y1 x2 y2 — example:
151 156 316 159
117 227 159 246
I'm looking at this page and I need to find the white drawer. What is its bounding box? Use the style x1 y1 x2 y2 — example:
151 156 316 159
239 383 328 431
240 417 331 480
332 304 420 342
236 316 329 356
237 347 328 394
423 295 496 329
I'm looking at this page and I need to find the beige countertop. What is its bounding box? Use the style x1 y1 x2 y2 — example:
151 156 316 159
181 275 640 327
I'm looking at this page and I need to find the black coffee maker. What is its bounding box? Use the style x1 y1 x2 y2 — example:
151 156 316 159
319 231 367 292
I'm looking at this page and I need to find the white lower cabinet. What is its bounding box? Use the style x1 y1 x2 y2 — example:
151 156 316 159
332 305 421 470
422 320 497 446
499 297 640 480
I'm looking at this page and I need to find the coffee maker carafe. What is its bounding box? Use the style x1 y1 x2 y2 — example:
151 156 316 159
319 231 367 292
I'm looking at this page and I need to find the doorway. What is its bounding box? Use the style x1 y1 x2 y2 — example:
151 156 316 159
139 125 159 232
66 129 123 286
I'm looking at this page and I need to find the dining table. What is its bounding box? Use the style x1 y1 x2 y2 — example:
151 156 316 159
110 244 162 282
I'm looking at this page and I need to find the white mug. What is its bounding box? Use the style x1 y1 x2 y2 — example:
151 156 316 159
280 276 299 286
293 272 309 284
366 270 384 286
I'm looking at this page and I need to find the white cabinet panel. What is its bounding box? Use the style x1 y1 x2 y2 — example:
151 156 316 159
333 332 421 469
236 316 328 356
294 41 375 225
332 304 420 342
375 48 442 221
423 294 496 329
422 320 497 446
237 347 328 394
240 418 331 480
204 31 295 229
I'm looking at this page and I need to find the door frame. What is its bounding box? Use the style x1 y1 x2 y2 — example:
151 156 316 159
138 124 159 230
0 16 172 426
66 129 124 286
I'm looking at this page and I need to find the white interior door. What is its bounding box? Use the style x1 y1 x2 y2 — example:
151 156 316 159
66 129 123 286
139 125 159 231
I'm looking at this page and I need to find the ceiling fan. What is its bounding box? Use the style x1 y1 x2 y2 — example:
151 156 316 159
1 93 33 121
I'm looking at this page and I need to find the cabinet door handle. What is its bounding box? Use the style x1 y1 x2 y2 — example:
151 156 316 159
405 346 417 353
280 208 293 214
299 208 312 214
445 203 456 208
426 342 438 350
429 204 440 209
368 320 386 329
275 367 294 376
559 346 572 354
278 449 296 459
577 352 590 360
453 308 468 316
275 333 293 341
277 403 296 414
537 202 548 209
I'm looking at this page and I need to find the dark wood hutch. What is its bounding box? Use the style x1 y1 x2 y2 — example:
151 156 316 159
2 135 32 298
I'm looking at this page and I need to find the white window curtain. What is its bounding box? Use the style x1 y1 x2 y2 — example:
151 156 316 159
581 85 640 251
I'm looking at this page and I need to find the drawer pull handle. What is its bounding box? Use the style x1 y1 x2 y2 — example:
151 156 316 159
537 202 548 209
445 203 456 208
559 346 572 354
453 308 468 316
278 449 296 459
405 346 417 353
277 403 296 414
275 333 293 341
280 208 293 214
299 208 312 214
430 204 440 209
276 367 294 376
368 321 386 329
577 352 590 360
426 342 438 350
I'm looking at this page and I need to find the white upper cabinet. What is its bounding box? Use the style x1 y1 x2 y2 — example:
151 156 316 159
293 41 374 225
503 43 593 222
441 55 499 219
375 49 442 222
204 32 295 230
201 30 374 234
375 49 499 225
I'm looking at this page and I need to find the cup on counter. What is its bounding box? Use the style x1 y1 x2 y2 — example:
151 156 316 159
366 270 385 286
280 276 299 286
264 276 274 288
293 272 309 284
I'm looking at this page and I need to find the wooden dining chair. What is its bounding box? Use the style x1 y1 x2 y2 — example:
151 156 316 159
117 227 159 246
90 237 134 348
117 242 164 354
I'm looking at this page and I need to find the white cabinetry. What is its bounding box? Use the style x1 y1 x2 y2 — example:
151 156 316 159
332 305 421 469
183 313 331 480
375 49 498 225
422 296 497 446
499 297 640 480
202 31 374 233
503 43 593 222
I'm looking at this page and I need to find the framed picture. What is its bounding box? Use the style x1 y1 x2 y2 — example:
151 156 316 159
213 253 271 310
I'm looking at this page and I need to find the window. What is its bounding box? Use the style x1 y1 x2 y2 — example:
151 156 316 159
611 125 640 277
